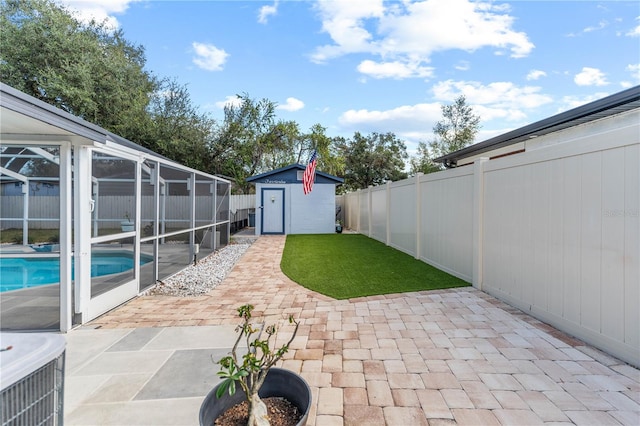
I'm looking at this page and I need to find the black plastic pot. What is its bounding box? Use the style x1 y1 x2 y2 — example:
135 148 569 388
199 368 311 426
335 225 343 233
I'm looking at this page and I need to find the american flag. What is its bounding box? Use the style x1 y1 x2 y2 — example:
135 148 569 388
302 150 317 195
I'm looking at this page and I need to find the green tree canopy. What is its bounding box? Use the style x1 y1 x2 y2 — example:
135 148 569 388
0 0 157 140
337 132 408 192
409 95 481 174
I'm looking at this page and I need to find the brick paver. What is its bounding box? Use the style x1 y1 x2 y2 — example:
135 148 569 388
89 235 640 426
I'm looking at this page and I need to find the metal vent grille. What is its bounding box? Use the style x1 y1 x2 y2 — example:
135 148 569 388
1 352 65 426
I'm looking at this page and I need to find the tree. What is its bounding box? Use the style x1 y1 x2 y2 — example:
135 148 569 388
409 95 480 173
429 95 481 160
0 0 157 140
337 132 408 192
409 141 442 175
144 79 215 172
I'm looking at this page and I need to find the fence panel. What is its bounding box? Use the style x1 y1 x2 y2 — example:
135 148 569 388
420 168 474 281
388 180 416 257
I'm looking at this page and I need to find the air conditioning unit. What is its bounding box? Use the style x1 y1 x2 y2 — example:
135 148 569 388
1 333 66 426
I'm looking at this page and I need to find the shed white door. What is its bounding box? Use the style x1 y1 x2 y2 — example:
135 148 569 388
261 188 285 234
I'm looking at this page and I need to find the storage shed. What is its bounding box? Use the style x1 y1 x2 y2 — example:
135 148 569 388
247 164 343 235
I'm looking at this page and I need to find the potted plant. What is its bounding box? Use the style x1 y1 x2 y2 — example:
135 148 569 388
335 220 343 234
200 304 311 426
121 212 134 232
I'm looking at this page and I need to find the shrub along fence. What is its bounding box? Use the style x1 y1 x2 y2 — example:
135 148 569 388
339 108 639 368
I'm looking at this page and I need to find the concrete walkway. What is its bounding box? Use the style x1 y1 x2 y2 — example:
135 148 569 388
65 235 640 425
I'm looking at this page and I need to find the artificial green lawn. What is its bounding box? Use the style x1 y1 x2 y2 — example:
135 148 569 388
280 234 469 299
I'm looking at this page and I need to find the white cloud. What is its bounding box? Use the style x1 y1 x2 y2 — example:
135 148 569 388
214 95 244 109
258 1 278 24
338 103 442 134
431 80 553 111
357 60 434 79
560 92 610 111
311 0 534 79
574 67 609 86
192 42 229 71
626 16 640 37
59 0 138 29
627 63 640 81
526 70 547 81
277 97 305 112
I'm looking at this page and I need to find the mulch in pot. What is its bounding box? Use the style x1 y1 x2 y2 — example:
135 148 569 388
214 397 303 426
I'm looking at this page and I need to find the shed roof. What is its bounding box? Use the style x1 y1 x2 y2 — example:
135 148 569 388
246 164 344 184
434 85 640 167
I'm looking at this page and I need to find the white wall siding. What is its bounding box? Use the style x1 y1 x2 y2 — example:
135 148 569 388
289 183 335 234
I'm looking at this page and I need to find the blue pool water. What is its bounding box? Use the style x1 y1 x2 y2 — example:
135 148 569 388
0 252 153 292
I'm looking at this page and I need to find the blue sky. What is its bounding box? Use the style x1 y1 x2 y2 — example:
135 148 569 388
63 0 639 156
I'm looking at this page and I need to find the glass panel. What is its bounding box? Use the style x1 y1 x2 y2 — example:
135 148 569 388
216 181 230 224
160 165 191 235
139 239 156 291
195 226 216 260
91 152 137 237
90 240 141 298
141 161 156 237
195 175 214 227
0 145 61 330
157 231 192 281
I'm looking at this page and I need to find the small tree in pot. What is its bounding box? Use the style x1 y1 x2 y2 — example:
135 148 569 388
216 304 300 426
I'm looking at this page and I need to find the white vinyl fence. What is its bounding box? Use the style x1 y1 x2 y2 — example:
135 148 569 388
340 108 639 367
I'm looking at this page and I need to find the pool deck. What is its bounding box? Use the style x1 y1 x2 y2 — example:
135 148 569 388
64 235 640 425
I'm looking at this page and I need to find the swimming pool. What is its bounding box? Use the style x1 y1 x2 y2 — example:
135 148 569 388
0 252 153 292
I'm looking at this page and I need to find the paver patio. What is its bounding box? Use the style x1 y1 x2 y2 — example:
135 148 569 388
75 235 639 425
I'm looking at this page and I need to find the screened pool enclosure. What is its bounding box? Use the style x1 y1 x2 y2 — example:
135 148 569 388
0 83 231 332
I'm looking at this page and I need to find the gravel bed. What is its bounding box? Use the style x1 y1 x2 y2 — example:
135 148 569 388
145 241 253 296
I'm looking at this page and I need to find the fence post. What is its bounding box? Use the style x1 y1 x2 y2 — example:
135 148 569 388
415 173 423 260
386 181 391 246
368 186 374 237
473 158 489 289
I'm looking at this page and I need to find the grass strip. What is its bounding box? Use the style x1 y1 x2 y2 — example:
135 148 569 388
281 234 469 299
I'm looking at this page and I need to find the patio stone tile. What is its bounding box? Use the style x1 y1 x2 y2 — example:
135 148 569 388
565 410 622 425
387 373 426 389
366 380 394 406
561 384 615 411
342 360 363 373
383 407 429 425
493 390 529 409
317 387 343 416
419 348 453 360
440 388 474 409
322 354 343 372
597 391 640 411
344 387 368 405
518 390 570 422
370 347 402 360
343 405 384 426
342 348 371 360
447 359 480 381
577 374 630 391
513 373 563 391
610 410 640 426
424 359 450 373
542 390 586 411
460 381 502 409
302 360 323 372
383 359 407 374
315 415 343 426
391 389 420 407
499 347 538 360
449 347 485 360
363 360 387 380
452 408 500 425
377 338 398 349
421 372 461 390
332 372 366 388
492 409 545 425
416 389 453 419
478 373 523 391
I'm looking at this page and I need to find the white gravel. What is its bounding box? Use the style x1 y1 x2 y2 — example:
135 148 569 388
146 241 253 296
